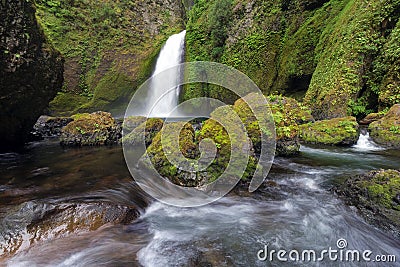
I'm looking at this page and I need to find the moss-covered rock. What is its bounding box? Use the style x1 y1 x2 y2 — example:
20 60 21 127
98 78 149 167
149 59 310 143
0 0 63 151
146 122 202 186
299 116 359 145
369 104 400 148
122 118 163 147
35 0 186 115
335 169 400 238
60 111 121 146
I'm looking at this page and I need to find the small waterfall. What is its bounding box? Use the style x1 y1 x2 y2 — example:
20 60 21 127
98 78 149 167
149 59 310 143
353 130 382 151
146 30 186 117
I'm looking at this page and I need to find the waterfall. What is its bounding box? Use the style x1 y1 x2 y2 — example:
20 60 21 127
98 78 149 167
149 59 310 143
352 130 382 151
146 30 186 117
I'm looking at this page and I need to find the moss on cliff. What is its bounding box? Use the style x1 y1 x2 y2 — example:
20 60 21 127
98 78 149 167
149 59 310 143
35 0 185 116
185 0 400 119
369 104 400 148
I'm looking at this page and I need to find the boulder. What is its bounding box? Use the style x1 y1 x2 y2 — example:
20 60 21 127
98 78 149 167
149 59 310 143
122 118 164 147
359 113 384 125
299 116 359 145
369 104 400 148
60 111 121 146
335 169 400 238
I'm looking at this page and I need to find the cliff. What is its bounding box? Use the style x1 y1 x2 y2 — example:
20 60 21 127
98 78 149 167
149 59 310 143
184 0 400 119
0 0 64 150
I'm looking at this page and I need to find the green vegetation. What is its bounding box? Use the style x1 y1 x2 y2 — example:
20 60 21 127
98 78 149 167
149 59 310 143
185 0 400 119
35 0 185 115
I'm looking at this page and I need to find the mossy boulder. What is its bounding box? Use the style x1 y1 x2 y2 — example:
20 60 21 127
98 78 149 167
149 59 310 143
369 104 400 148
60 111 121 146
145 122 202 187
122 118 163 147
335 169 400 238
299 116 359 145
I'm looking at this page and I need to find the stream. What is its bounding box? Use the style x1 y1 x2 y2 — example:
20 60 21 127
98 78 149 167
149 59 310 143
1 135 399 266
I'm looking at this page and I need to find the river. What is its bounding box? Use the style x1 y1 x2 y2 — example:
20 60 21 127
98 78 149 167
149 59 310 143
1 135 399 266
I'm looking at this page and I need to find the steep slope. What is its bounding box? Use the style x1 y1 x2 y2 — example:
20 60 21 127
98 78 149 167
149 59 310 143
0 0 64 150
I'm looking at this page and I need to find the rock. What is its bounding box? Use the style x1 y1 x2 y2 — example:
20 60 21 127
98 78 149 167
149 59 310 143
146 122 202 187
122 116 147 133
359 113 384 125
0 0 64 150
0 201 139 257
335 169 400 238
369 104 400 148
33 116 73 137
122 118 164 147
299 116 359 145
60 111 121 146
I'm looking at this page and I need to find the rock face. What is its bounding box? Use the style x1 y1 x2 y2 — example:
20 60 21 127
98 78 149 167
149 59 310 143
299 116 359 145
335 169 400 238
0 0 64 150
369 104 400 148
60 111 121 146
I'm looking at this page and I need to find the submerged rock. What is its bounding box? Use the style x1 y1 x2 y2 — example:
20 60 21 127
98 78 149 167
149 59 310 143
335 169 400 238
0 201 139 258
369 104 400 148
299 116 359 145
33 116 73 137
0 0 64 150
60 111 121 146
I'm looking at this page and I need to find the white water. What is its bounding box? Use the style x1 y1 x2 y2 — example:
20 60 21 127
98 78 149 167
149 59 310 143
146 30 186 117
352 131 382 151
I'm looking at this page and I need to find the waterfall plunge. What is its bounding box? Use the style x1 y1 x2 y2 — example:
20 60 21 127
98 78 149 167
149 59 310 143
146 30 186 117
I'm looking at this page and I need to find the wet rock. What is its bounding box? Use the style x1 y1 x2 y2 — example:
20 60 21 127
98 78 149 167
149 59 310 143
359 113 384 125
122 118 164 147
335 169 400 238
0 0 64 150
368 104 400 148
60 111 121 146
33 115 73 137
299 116 359 145
122 116 147 133
0 200 140 257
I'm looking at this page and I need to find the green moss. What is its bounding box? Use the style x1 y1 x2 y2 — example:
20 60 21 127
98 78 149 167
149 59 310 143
362 170 400 209
49 92 89 116
122 118 164 147
299 116 359 145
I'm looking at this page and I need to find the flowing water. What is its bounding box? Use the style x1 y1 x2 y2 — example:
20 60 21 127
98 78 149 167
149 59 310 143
145 30 186 117
1 138 400 266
